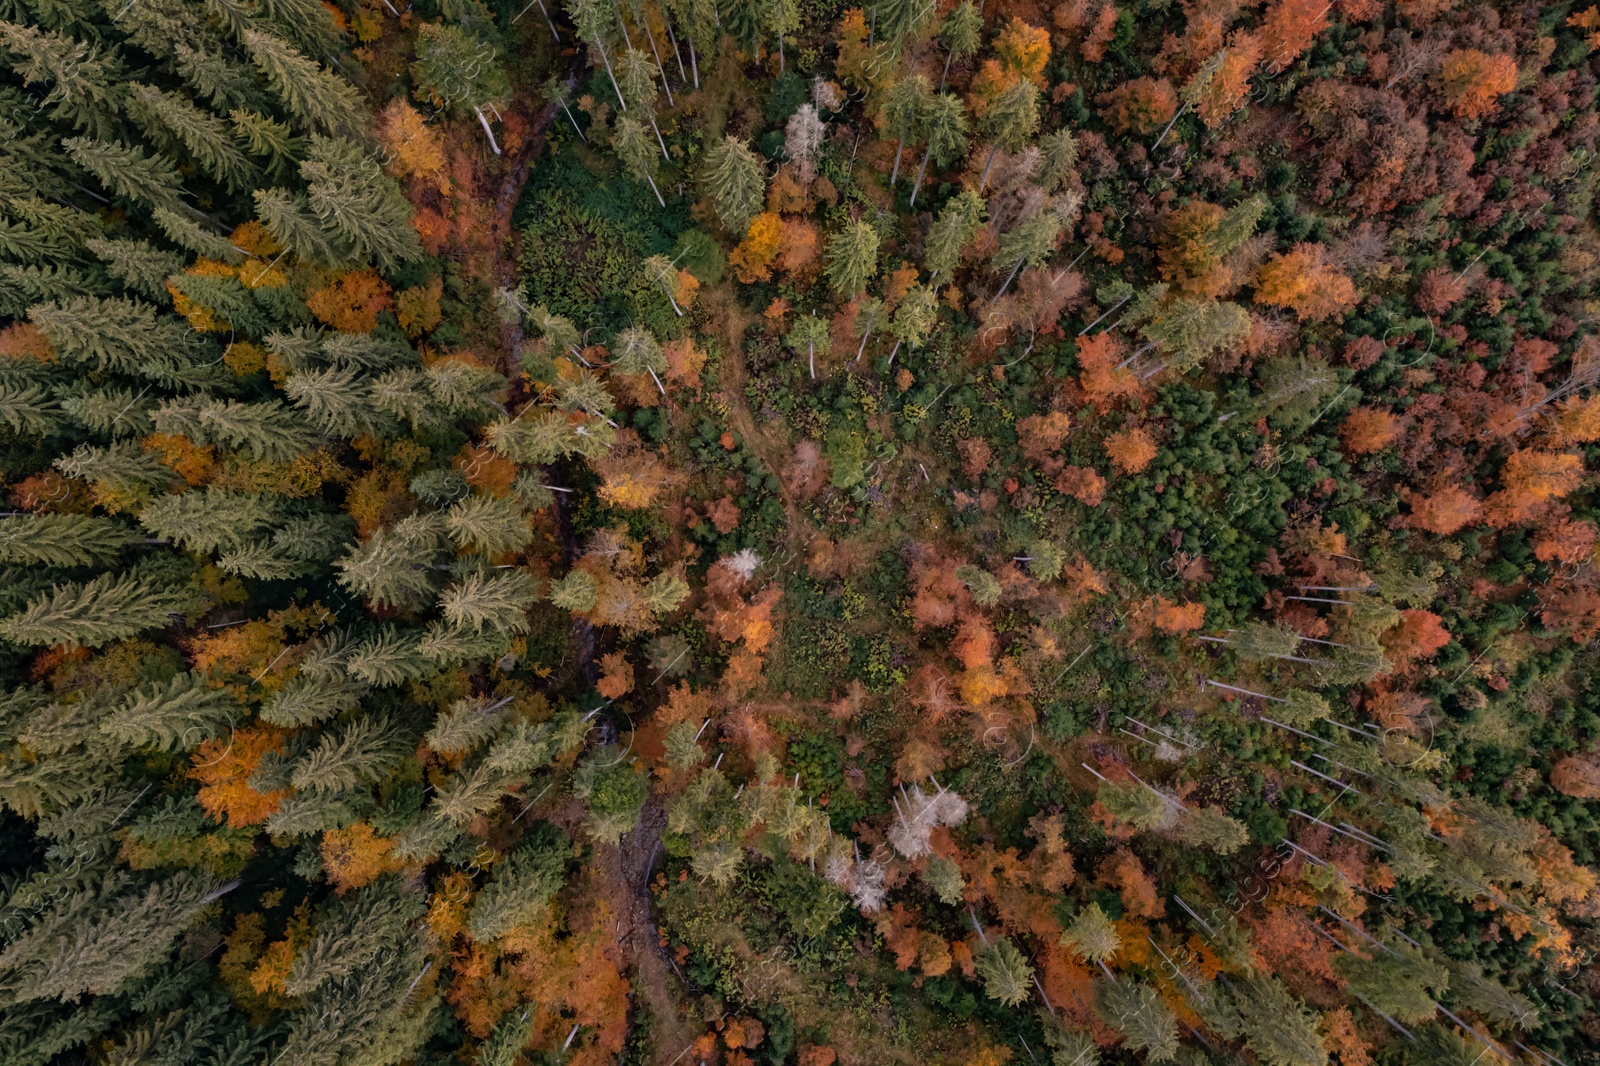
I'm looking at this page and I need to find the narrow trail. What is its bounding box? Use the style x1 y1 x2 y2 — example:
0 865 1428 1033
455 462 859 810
598 798 697 1064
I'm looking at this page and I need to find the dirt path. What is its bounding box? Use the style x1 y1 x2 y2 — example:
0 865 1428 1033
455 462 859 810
598 798 697 1064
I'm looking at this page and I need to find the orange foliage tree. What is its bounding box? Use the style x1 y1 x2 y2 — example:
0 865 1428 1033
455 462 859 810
307 269 394 333
1406 485 1483 535
1340 406 1401 454
1254 243 1358 322
1260 0 1331 73
1099 77 1178 135
1439 49 1518 119
729 212 783 283
1105 427 1158 475
192 726 290 828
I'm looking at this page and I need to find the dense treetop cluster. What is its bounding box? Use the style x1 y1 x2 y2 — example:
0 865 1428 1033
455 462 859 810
3 0 1600 1065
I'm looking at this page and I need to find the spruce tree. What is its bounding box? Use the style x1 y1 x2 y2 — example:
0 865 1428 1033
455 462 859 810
937 1 982 89
412 23 511 154
125 85 260 193
978 80 1041 191
241 29 368 141
613 115 666 206
61 138 185 216
825 219 880 297
700 136 765 235
467 829 569 940
909 92 969 207
975 937 1034 1007
103 672 235 751
0 571 190 648
0 22 124 139
881 75 931 188
439 570 540 634
0 514 126 567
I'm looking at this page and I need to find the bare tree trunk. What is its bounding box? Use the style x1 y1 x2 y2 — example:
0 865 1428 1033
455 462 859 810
980 143 998 191
643 19 674 105
474 106 502 155
665 18 686 82
909 143 933 207
650 116 669 160
560 101 586 141
808 340 815 380
855 309 879 361
645 173 665 207
1150 102 1187 152
939 47 954 91
687 37 699 89
597 42 626 111
890 127 907 187
994 258 1023 301
1078 293 1130 336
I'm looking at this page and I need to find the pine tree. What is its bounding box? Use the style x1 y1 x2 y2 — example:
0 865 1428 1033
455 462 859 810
467 829 569 940
284 879 423 997
125 84 260 192
700 136 765 235
284 366 395 438
1235 977 1329 1066
1174 805 1249 854
84 239 185 303
29 295 214 380
289 713 409 795
138 488 281 555
61 138 185 216
0 382 65 438
439 570 540 633
613 115 665 206
617 49 668 159
975 937 1034 1007
567 0 627 110
978 80 1040 191
0 571 190 648
0 514 125 567
924 189 986 283
298 136 423 271
937 2 983 89
1061 902 1121 964
258 673 367 727
0 21 124 139
53 441 174 495
785 315 831 380
483 410 576 465
881 74 931 188
229 109 304 181
992 204 1066 299
0 872 228 1006
641 254 685 315
1095 979 1179 1062
445 494 533 557
336 520 445 611
1097 779 1176 831
888 284 938 357
103 672 235 751
412 23 511 154
1337 947 1448 1025
825 219 880 297
909 92 969 207
241 28 368 141
548 569 598 612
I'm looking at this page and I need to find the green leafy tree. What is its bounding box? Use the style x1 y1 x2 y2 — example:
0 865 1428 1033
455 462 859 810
925 189 986 284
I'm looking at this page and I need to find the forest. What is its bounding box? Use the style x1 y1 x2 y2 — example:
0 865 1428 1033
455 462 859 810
2 0 1600 1063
